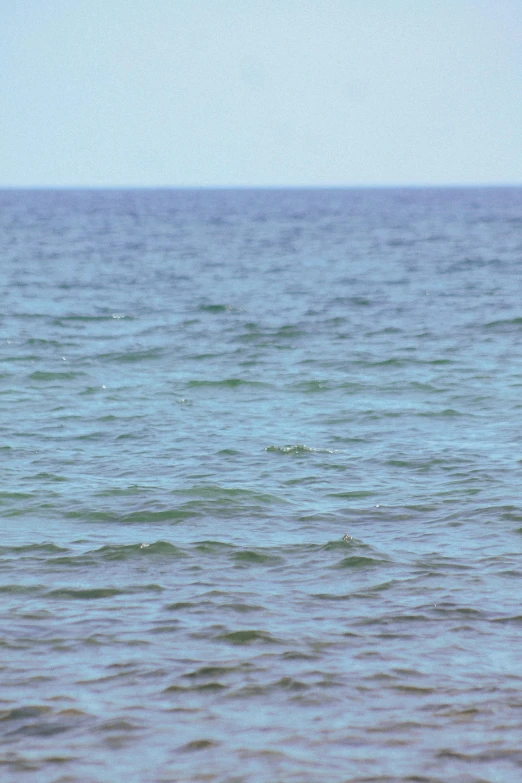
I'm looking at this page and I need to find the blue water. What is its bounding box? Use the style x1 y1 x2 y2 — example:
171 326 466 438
2 187 522 782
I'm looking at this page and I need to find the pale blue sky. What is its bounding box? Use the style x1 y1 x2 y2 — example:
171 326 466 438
1 0 521 187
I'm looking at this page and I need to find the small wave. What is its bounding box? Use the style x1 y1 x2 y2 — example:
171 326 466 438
92 541 186 561
0 704 89 739
191 540 236 553
0 543 68 555
220 602 263 613
96 718 143 733
93 484 151 497
417 408 465 417
0 584 43 594
292 380 333 393
29 371 85 381
0 705 51 722
198 304 236 314
65 507 197 524
491 615 522 625
183 665 240 679
275 324 304 338
47 587 124 600
0 491 34 502
79 385 108 395
26 338 67 346
32 472 68 482
390 684 436 694
217 629 281 645
2 353 40 363
334 555 386 569
172 485 285 501
485 316 522 330
265 444 337 455
164 683 226 694
53 314 135 322
97 348 164 363
180 738 220 751
185 352 221 361
273 677 310 692
231 550 283 565
321 538 360 551
47 584 163 599
187 378 268 388
312 592 353 601
327 490 376 499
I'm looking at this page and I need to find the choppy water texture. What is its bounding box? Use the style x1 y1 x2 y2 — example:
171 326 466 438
2 187 522 783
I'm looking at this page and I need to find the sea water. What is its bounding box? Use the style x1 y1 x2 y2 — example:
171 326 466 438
1 187 522 783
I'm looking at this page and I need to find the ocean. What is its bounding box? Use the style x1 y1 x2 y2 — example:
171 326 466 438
1 186 522 783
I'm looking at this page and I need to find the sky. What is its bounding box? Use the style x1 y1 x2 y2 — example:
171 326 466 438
1 0 521 187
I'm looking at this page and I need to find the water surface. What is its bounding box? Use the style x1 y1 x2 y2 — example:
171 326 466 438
2 187 522 782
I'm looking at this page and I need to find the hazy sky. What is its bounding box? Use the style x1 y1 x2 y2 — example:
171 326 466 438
1 0 521 187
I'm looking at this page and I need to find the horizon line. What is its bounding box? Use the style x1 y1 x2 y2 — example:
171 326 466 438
0 182 521 191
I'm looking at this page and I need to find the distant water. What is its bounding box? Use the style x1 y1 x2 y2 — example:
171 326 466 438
2 187 522 783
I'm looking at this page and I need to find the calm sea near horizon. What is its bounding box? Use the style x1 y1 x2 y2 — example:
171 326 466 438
2 186 522 783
